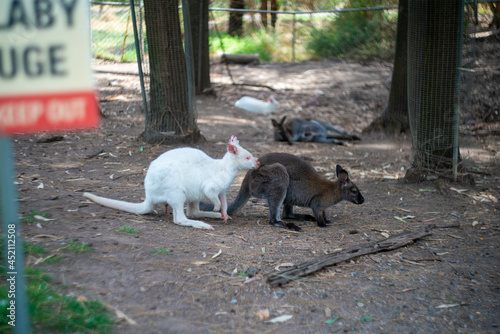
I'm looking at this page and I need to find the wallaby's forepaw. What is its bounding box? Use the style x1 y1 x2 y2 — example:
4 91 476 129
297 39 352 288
221 212 232 222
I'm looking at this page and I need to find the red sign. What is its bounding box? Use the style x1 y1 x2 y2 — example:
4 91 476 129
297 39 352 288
0 0 99 135
0 91 99 134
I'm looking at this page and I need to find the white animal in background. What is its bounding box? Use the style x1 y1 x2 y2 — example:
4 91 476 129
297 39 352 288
234 95 280 114
83 136 259 230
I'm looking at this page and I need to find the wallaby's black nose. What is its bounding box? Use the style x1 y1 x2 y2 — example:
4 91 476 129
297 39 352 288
357 196 365 204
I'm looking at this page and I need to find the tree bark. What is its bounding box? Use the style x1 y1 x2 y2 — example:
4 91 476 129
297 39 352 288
188 0 211 94
487 2 500 28
260 0 278 29
142 0 203 144
364 0 409 135
228 0 245 37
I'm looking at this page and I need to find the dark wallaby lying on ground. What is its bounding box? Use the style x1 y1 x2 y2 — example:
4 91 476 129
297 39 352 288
272 116 361 145
202 153 364 232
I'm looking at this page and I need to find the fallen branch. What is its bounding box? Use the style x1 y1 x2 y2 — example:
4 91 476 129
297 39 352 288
427 223 460 229
267 230 432 287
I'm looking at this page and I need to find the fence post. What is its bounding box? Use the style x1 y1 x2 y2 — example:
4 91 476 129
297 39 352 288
1 137 31 334
181 0 195 112
121 9 132 62
453 1 465 180
292 13 296 62
129 0 148 115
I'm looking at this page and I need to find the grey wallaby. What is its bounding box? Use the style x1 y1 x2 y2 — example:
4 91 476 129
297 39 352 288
272 116 361 145
203 153 365 232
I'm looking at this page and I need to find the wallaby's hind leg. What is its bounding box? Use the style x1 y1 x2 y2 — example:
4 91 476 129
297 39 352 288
171 200 214 230
265 192 302 232
319 137 344 145
282 204 316 222
248 163 302 232
187 202 222 219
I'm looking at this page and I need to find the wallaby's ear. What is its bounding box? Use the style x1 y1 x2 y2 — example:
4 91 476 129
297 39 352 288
228 136 239 155
336 165 349 185
271 119 279 127
228 144 238 155
280 115 287 125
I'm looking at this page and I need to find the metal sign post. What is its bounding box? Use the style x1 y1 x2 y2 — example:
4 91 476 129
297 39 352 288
0 0 100 331
0 137 31 333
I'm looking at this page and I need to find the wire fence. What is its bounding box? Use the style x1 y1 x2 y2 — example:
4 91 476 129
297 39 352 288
90 2 400 64
89 1 500 137
91 1 140 62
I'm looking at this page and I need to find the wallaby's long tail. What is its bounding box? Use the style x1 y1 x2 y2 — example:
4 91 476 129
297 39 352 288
226 172 252 214
83 192 154 214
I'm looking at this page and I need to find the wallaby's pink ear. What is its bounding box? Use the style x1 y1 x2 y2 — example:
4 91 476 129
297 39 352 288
228 144 238 155
228 136 239 155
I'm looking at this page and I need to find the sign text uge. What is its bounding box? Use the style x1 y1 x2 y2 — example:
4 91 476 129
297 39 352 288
0 0 78 79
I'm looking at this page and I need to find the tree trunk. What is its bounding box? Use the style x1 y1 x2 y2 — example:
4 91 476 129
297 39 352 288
260 0 278 29
487 2 500 28
142 0 203 144
405 0 463 180
228 0 245 37
364 0 409 135
188 0 211 94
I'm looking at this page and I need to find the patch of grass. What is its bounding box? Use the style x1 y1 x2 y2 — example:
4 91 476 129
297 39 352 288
91 11 140 63
210 30 284 62
21 210 49 224
150 248 173 256
116 226 139 235
0 268 115 333
63 240 92 253
0 240 115 333
24 243 48 256
307 9 396 61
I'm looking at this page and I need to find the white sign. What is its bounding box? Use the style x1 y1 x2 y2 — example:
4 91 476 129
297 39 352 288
0 0 99 134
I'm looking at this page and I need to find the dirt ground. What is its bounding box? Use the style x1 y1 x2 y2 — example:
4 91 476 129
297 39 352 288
14 59 499 333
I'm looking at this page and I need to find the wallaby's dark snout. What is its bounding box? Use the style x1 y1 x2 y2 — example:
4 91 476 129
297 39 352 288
355 194 365 205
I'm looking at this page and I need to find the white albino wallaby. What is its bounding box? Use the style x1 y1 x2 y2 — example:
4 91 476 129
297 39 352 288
83 136 259 230
234 95 280 114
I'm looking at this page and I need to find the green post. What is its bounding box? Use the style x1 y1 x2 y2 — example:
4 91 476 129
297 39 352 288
0 137 31 334
292 13 296 62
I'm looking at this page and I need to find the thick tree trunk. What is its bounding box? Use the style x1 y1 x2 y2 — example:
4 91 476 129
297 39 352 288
142 0 202 144
260 0 278 29
228 0 245 37
188 0 211 94
364 0 409 135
